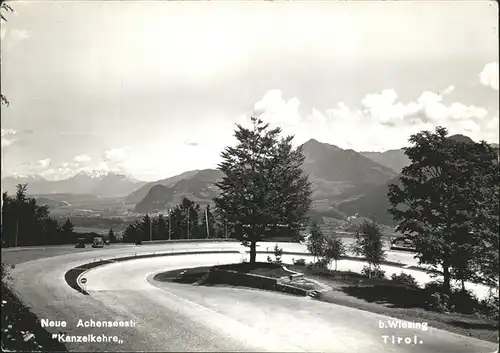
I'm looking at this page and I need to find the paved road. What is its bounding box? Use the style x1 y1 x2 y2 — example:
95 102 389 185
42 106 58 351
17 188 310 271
3 242 497 352
2 242 490 299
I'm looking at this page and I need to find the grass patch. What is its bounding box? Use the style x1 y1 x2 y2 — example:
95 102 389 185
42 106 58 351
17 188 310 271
154 266 212 284
288 263 498 343
153 262 292 284
216 262 291 278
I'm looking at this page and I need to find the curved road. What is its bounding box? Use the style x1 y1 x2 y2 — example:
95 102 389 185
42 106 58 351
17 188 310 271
3 242 497 352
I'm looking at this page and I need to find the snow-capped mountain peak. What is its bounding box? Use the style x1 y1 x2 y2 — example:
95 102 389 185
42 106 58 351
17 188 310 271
74 169 110 179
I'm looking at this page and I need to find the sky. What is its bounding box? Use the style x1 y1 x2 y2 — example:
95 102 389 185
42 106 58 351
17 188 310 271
1 1 498 182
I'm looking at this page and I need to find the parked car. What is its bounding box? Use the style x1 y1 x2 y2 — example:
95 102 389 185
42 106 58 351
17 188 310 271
135 240 142 245
92 236 104 248
391 236 415 250
75 238 86 248
104 240 110 245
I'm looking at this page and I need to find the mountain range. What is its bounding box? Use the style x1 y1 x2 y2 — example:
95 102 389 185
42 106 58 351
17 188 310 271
338 134 499 224
134 169 224 213
3 135 497 225
360 149 410 174
1 170 146 197
133 140 399 214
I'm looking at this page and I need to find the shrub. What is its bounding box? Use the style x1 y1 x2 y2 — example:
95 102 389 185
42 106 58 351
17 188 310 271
449 289 481 314
315 258 329 269
426 292 452 312
422 281 472 313
293 258 307 266
480 293 499 321
273 244 283 264
361 265 386 279
391 272 419 288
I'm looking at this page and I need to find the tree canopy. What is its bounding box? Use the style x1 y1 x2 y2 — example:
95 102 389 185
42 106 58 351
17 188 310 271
214 117 312 263
1 184 74 246
388 126 499 293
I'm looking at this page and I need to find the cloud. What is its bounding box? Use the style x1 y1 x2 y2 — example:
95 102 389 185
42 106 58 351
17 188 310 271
354 88 487 126
11 28 31 41
249 87 494 151
103 148 128 163
442 85 455 95
1 129 17 137
36 158 51 168
360 89 421 125
184 140 200 147
13 159 52 175
73 154 92 163
479 62 499 91
1 128 17 148
254 90 301 127
39 167 75 180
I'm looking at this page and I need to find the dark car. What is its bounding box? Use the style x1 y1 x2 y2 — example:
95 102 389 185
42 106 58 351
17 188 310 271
135 240 142 245
75 238 86 248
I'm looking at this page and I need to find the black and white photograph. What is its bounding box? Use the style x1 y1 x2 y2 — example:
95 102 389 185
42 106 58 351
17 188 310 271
1 1 499 352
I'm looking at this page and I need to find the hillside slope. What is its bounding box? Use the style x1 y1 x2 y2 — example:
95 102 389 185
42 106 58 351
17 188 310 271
126 170 201 203
301 139 397 201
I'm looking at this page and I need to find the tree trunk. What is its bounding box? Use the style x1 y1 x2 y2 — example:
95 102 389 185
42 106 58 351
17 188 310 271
335 260 338 271
368 263 372 279
461 279 465 292
443 264 451 294
249 240 257 264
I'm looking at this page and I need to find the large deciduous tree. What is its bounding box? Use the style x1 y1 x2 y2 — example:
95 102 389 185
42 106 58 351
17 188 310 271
388 126 499 294
214 117 312 263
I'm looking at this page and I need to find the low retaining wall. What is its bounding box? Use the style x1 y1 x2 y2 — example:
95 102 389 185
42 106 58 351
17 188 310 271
65 250 240 295
207 267 309 296
142 238 237 245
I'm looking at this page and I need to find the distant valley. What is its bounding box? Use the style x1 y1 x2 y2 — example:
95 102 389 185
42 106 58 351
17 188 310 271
1 170 146 197
3 136 498 227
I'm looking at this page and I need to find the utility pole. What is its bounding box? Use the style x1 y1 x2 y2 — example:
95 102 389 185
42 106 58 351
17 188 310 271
187 208 190 240
205 207 210 239
149 215 152 242
15 218 19 247
168 209 172 240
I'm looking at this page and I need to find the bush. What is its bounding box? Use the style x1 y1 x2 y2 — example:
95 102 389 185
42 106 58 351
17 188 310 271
391 272 419 288
422 281 482 314
315 258 329 269
480 293 499 321
361 265 386 279
450 289 481 314
426 292 452 312
293 258 307 266
273 244 283 264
